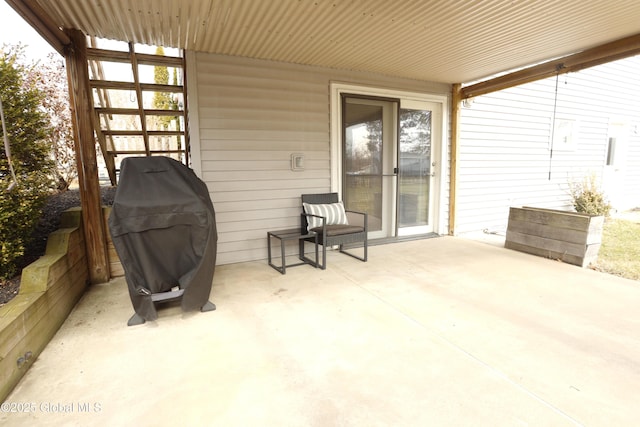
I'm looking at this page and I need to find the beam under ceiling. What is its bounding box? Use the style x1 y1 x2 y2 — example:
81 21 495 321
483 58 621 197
5 0 70 54
461 33 640 99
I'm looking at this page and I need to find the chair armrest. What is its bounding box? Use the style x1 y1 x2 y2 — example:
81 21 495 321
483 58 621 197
345 210 368 230
300 212 326 233
345 209 367 217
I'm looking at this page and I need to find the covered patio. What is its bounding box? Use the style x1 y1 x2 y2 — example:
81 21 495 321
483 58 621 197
6 0 640 280
2 237 639 426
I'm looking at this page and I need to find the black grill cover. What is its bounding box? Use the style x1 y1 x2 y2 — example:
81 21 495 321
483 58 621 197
108 157 217 322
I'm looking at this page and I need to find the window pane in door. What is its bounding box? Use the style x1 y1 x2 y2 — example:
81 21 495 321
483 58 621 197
343 100 383 232
398 108 431 227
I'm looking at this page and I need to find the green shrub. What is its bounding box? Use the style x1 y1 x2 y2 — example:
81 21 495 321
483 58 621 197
0 173 50 280
568 173 612 217
1 45 55 280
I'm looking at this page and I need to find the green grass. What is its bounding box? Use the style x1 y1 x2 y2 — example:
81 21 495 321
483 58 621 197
594 217 640 281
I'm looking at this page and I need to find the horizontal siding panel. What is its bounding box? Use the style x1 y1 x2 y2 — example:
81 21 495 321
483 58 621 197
202 159 329 172
197 73 328 96
218 218 300 239
200 129 327 142
463 184 572 198
456 164 546 177
200 107 328 124
196 61 328 86
201 150 329 161
459 153 550 162
203 169 327 182
195 52 450 264
459 166 569 176
196 57 329 85
216 206 300 223
458 133 549 143
200 141 327 152
198 97 328 114
455 184 568 200
210 187 328 203
218 239 266 254
456 55 640 234
216 248 266 265
461 117 550 129
207 178 329 192
197 85 327 106
460 146 548 155
199 117 328 133
219 239 309 263
215 198 300 214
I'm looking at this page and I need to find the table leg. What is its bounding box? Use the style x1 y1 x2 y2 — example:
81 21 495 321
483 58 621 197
267 233 285 274
314 233 319 267
280 235 286 274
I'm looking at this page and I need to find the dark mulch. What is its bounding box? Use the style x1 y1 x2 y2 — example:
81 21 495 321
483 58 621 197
0 277 21 307
0 186 116 307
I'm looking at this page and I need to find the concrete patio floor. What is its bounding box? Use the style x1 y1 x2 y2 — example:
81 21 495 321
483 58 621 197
2 236 639 426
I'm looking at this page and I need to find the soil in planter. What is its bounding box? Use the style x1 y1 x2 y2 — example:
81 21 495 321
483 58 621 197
0 187 116 306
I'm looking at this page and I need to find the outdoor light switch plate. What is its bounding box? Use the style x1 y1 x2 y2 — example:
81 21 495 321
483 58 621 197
291 153 304 171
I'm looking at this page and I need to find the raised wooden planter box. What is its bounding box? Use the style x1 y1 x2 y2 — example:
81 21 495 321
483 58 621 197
505 206 604 267
0 206 123 402
0 208 89 402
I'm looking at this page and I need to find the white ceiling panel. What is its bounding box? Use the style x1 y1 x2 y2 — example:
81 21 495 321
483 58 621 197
26 0 640 84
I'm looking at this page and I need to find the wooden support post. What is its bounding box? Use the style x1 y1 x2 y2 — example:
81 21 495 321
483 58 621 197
64 29 110 284
449 83 462 236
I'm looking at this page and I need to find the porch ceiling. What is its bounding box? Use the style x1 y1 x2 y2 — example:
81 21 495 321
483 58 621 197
13 0 640 85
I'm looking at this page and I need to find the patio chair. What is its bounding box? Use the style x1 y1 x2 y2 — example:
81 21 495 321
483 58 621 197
300 193 367 269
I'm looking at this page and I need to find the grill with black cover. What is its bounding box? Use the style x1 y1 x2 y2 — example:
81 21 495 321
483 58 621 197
108 157 217 326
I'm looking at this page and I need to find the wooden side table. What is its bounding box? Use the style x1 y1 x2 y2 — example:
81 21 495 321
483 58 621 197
267 228 319 274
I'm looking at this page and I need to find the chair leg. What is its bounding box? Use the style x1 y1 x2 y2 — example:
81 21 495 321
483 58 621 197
339 243 367 262
362 244 367 261
320 244 326 269
364 236 367 261
299 239 324 269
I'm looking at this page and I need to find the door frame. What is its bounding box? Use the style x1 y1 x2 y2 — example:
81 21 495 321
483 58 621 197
330 82 449 236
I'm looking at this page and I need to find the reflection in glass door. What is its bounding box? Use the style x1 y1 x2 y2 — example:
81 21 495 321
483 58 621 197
398 105 432 235
342 96 396 239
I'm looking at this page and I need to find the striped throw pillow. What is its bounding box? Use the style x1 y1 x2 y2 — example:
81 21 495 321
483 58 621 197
303 202 349 230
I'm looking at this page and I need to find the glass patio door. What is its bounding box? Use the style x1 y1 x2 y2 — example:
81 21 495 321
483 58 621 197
397 100 435 236
342 96 397 239
342 95 438 239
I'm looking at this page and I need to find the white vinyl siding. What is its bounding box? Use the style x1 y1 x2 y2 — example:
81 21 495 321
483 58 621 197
191 53 450 264
457 55 640 235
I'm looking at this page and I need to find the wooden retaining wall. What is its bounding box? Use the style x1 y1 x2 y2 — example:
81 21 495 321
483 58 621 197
103 207 124 278
0 208 89 402
505 206 604 267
